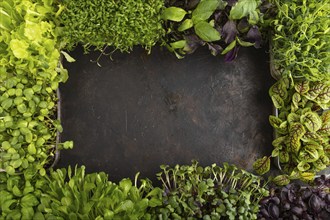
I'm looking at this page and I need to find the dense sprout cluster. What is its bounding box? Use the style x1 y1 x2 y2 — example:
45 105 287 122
258 175 330 220
60 0 165 53
0 0 72 175
270 0 330 81
152 161 269 219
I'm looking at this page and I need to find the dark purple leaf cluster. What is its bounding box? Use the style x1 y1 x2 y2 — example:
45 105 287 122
258 175 330 220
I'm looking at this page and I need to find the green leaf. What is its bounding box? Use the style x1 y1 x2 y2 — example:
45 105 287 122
1 98 13 110
301 112 322 132
9 39 29 59
192 0 219 23
297 161 310 172
119 179 132 194
279 150 290 163
149 197 163 208
269 115 283 128
114 200 134 213
178 19 193 32
271 148 280 157
221 40 237 55
299 145 319 162
21 194 39 207
5 165 15 175
236 37 254 47
170 40 186 49
287 113 300 124
162 7 187 22
229 0 259 20
63 141 74 149
273 175 290 186
288 123 306 153
253 156 270 175
300 172 315 181
61 197 72 206
292 92 301 109
271 94 284 109
17 103 27 113
294 81 309 94
194 21 221 42
23 88 34 100
61 51 76 62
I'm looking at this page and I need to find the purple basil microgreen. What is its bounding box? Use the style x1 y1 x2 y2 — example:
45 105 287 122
246 25 261 48
259 176 330 219
221 20 238 44
309 194 323 213
186 0 200 10
226 0 238 6
291 206 303 216
207 43 223 56
184 34 205 54
237 18 250 33
224 45 239 62
268 203 280 218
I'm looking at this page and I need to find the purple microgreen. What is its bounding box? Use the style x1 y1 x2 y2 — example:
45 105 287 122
224 45 239 62
221 20 238 44
246 25 262 48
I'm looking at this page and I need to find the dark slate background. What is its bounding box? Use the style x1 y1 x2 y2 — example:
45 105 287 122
57 45 274 183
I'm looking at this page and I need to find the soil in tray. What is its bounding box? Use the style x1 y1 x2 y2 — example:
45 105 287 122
57 45 274 183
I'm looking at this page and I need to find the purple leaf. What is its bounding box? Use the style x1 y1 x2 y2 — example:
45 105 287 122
291 206 303 216
246 25 262 48
237 18 250 33
183 35 205 54
221 20 238 44
224 46 239 62
260 208 270 218
268 203 279 218
226 0 238 6
309 194 323 213
207 43 223 56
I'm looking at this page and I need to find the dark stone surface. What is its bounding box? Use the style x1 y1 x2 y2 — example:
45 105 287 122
57 45 274 182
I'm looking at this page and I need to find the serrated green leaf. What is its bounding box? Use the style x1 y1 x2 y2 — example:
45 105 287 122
253 156 270 175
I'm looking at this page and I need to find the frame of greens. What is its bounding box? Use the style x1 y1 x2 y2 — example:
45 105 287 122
1 0 330 219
